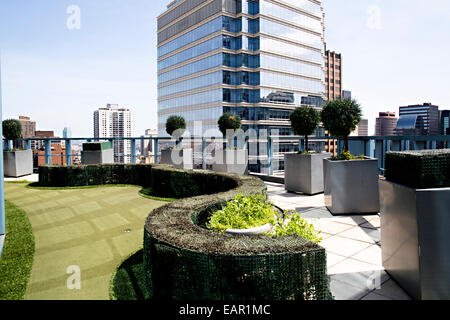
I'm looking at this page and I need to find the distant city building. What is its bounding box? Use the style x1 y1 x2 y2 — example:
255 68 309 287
63 127 72 139
342 90 352 100
350 119 369 136
376 112 398 136
395 103 440 136
441 110 450 135
140 129 158 164
325 50 342 101
14 116 36 149
33 144 74 168
31 130 58 150
94 104 133 163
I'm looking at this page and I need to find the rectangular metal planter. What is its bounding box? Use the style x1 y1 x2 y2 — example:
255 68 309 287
284 153 331 195
211 149 248 175
160 148 193 170
323 157 380 215
81 149 114 165
3 149 33 177
380 179 450 300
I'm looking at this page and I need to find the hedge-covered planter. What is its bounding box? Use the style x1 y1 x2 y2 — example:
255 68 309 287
37 164 332 300
385 149 450 189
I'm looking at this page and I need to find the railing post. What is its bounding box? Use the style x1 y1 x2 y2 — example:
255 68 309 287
45 139 52 165
0 59 5 237
131 138 136 164
65 139 72 165
431 140 437 150
268 137 273 176
154 139 159 164
202 137 207 170
24 139 30 150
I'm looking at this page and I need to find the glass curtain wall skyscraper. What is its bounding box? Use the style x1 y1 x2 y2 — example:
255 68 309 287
157 0 326 172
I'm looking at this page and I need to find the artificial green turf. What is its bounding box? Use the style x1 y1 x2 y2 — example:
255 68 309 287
110 249 149 300
0 201 35 300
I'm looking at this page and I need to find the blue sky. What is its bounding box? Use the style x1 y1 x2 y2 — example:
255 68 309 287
0 0 449 137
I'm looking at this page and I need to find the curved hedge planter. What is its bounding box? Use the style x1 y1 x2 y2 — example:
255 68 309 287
38 164 331 300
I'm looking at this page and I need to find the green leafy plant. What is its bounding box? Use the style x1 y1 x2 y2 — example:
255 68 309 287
290 106 320 152
272 211 322 244
207 191 277 232
2 119 22 150
321 99 362 152
330 150 365 161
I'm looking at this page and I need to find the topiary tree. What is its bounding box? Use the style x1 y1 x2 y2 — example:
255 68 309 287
290 106 320 152
321 99 362 152
218 113 242 137
166 115 186 146
218 113 242 149
2 119 22 150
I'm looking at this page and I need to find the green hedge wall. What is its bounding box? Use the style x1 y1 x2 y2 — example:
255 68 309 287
385 149 450 189
37 163 332 300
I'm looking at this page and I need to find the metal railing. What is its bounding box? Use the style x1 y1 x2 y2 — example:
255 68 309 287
5 134 450 177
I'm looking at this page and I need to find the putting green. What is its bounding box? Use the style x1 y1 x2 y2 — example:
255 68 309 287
4 182 166 300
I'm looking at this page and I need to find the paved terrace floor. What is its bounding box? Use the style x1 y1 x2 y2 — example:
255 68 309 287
266 181 411 300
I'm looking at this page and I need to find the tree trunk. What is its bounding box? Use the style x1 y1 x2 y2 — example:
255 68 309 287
344 138 349 153
305 135 309 152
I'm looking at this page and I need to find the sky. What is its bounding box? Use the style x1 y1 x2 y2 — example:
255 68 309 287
0 0 449 137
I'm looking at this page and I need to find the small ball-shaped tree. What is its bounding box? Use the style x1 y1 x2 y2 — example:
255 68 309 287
321 99 362 152
166 116 186 146
2 119 22 150
290 106 320 152
218 113 242 149
218 112 242 137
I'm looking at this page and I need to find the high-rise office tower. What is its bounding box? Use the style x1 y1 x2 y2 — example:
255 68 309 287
395 103 440 136
157 0 326 172
94 104 132 163
441 110 450 135
325 50 342 101
63 127 72 139
375 112 397 136
351 119 369 137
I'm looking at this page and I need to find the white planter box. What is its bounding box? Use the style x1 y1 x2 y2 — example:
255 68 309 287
3 149 33 177
212 149 248 175
323 157 380 215
285 153 330 195
160 148 193 170
380 179 450 300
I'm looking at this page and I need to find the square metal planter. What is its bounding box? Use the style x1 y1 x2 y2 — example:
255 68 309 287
3 149 33 177
284 153 330 195
323 157 380 215
211 149 248 175
81 149 114 164
380 179 450 300
160 148 193 170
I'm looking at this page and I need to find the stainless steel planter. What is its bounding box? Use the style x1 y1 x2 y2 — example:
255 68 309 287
160 148 193 170
380 179 450 300
323 157 380 215
81 149 114 164
284 153 330 195
3 149 33 177
212 149 248 175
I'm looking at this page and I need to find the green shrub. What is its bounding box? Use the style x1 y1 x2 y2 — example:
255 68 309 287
290 106 320 152
2 119 22 146
272 212 322 244
218 112 242 137
330 150 365 161
207 192 277 232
